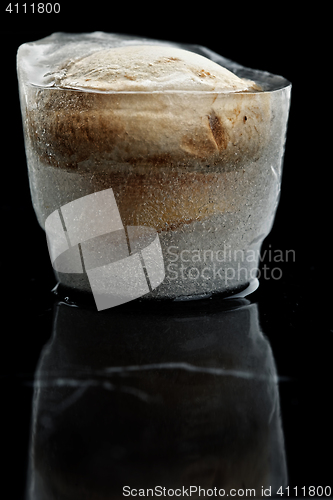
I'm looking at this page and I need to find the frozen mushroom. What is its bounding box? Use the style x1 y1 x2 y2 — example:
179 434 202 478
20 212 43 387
17 32 291 301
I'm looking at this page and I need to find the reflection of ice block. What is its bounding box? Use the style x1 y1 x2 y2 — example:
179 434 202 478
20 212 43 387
28 300 287 499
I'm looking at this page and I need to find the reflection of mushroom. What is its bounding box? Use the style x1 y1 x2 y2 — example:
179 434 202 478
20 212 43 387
27 299 287 499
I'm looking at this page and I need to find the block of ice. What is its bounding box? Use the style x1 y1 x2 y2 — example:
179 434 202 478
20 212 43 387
17 32 291 301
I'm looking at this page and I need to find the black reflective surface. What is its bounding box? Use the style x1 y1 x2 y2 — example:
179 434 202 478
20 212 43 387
28 296 287 499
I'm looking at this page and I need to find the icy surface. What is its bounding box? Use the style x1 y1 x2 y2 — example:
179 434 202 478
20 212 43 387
17 31 290 92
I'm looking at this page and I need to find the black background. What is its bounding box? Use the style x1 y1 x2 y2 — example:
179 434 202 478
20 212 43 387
1 4 331 499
